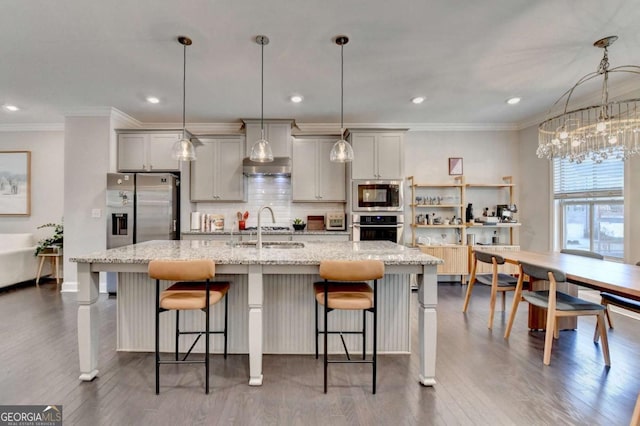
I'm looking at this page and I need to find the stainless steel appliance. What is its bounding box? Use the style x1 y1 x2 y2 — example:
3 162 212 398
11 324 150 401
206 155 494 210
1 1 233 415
352 180 403 212
106 173 179 248
106 172 179 294
352 214 404 243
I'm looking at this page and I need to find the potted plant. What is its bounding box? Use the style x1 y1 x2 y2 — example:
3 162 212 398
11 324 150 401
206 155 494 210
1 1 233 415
35 222 64 256
292 218 306 231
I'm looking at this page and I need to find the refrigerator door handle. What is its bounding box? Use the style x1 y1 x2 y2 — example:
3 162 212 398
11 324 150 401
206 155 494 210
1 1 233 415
173 219 177 232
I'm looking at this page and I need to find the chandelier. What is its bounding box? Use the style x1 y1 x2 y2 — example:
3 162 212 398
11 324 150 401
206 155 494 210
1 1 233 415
537 36 640 163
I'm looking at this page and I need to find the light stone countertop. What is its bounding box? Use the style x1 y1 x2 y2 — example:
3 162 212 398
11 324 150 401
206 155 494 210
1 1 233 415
71 240 443 266
182 230 350 236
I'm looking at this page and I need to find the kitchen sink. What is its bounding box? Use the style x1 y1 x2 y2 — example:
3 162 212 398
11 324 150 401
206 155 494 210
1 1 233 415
229 241 305 249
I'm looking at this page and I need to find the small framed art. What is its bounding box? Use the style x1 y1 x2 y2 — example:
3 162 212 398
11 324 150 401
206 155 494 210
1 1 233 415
448 157 463 176
0 151 31 216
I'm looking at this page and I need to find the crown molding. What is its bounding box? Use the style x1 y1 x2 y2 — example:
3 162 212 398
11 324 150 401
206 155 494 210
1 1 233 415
0 123 65 132
296 122 519 133
141 122 245 134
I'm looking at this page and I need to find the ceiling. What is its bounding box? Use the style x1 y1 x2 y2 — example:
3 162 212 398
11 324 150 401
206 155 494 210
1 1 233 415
1 0 640 130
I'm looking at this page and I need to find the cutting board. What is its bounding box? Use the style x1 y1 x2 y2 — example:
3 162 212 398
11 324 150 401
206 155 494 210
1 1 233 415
307 215 325 231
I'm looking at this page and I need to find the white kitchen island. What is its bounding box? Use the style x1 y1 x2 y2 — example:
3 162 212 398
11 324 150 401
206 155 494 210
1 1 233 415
71 240 442 387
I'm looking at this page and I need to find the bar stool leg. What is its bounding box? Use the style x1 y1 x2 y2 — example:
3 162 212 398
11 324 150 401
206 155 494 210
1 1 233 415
224 291 229 359
315 299 319 359
175 311 180 361
205 282 210 394
323 284 328 394
373 280 377 395
155 280 160 395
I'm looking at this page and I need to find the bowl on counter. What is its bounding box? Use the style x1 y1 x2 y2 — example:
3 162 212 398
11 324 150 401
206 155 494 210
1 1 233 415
293 223 306 231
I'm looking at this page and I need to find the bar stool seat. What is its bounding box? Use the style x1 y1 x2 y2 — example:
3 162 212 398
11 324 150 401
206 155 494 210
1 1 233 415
161 282 229 310
313 282 373 310
148 259 229 395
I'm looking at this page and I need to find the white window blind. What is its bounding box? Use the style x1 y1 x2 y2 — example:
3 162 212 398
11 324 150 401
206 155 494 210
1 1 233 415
553 158 623 199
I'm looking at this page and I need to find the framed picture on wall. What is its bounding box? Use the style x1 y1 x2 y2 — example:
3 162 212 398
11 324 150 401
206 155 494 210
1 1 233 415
449 157 463 175
0 151 31 216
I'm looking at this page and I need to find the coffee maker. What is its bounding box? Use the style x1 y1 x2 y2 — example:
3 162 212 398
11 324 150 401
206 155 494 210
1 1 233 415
497 204 517 222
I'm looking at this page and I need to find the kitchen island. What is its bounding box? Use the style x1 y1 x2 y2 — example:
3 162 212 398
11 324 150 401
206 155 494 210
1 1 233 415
72 240 442 387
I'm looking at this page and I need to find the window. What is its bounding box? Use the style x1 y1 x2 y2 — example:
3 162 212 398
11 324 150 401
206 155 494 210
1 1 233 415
553 157 624 259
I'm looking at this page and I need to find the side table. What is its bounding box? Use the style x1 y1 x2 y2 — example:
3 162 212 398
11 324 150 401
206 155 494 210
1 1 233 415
36 248 63 286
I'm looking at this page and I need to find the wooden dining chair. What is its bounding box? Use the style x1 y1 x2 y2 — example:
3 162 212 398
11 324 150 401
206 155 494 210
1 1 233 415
597 261 640 333
463 250 518 329
630 392 640 426
504 261 610 366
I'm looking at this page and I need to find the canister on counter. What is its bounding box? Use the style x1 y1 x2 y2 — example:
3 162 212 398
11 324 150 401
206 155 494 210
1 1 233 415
212 214 224 231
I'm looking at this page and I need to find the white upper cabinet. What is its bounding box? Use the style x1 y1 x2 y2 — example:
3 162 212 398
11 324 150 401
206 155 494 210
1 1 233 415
243 119 293 157
292 137 346 202
349 130 405 180
190 136 245 201
117 131 182 171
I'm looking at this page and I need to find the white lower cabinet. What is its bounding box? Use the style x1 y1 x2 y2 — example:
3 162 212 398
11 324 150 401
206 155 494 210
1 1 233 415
292 137 345 201
190 137 245 201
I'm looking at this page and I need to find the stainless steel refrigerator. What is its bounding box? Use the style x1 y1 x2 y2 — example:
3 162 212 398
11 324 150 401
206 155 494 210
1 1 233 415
106 172 179 293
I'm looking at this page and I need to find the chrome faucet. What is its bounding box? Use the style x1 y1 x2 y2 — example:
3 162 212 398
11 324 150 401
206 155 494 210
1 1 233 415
257 206 276 249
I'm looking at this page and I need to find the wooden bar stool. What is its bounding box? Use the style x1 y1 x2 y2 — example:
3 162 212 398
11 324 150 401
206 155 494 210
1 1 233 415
148 259 230 394
314 259 384 394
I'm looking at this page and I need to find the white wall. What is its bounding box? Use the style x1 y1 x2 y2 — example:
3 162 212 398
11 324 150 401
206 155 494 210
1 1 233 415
517 124 551 252
0 130 65 242
403 130 520 245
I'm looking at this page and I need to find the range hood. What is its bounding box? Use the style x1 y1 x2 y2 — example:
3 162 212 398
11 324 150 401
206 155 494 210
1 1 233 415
243 157 291 176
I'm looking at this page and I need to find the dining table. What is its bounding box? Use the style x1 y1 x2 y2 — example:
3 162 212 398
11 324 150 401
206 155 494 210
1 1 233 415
473 249 640 300
474 249 640 331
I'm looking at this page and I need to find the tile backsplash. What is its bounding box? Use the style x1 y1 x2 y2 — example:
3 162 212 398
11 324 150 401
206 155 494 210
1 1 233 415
191 176 345 231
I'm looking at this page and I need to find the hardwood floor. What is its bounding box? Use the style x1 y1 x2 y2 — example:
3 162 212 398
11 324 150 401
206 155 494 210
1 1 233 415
1 279 639 425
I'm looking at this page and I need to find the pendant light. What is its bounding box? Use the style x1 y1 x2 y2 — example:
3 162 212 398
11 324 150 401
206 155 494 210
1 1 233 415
330 35 354 163
171 36 197 161
249 35 274 162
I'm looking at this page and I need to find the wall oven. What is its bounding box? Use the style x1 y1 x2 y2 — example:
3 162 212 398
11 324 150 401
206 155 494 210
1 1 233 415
352 214 404 244
352 180 403 212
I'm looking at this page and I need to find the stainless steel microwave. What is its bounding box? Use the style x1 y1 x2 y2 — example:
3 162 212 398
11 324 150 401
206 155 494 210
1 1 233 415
352 180 403 212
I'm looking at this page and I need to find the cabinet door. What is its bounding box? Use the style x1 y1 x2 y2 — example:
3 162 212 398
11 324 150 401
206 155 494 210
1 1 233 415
190 141 217 200
376 134 403 179
118 134 147 171
245 122 291 157
215 138 245 201
148 133 181 171
317 139 346 201
350 134 376 179
292 139 319 201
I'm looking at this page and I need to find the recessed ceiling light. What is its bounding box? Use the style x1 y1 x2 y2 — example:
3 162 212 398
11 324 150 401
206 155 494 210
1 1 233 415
506 97 521 105
3 104 19 112
411 96 425 104
146 96 160 104
290 95 303 103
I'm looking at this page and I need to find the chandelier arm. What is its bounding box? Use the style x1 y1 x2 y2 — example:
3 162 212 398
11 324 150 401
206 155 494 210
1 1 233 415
545 71 601 116
607 66 640 74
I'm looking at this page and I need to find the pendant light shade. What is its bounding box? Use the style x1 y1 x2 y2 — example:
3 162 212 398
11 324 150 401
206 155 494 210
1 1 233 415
330 35 354 163
250 35 274 162
171 36 197 161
